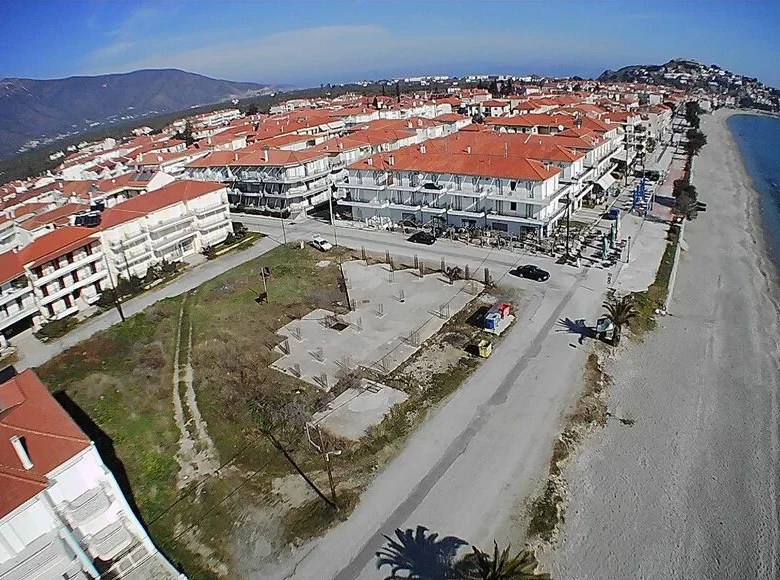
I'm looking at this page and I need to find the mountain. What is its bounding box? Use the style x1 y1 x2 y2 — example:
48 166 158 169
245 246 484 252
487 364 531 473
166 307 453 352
0 69 276 159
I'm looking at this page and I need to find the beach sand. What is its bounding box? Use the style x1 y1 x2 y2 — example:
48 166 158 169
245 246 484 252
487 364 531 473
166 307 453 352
547 109 780 579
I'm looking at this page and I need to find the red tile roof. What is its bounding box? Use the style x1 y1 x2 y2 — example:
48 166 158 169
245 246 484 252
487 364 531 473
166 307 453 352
99 180 225 230
0 370 90 518
17 203 86 231
349 147 560 182
18 226 99 269
0 250 24 285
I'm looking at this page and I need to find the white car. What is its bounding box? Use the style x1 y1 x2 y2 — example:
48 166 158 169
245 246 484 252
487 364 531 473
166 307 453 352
310 234 333 252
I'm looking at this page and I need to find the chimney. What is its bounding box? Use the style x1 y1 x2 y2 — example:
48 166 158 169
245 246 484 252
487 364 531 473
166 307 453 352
417 119 423 127
420 144 426 154
367 157 373 166
407 121 413 129
10 436 33 470
234 152 239 162
263 145 269 163
338 142 343 151
388 155 395 166
465 146 471 154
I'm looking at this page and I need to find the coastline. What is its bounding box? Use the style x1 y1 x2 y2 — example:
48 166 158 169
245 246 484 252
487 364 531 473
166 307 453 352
720 109 780 306
547 108 780 579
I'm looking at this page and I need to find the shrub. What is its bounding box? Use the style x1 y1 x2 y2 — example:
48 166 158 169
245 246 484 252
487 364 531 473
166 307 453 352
34 316 79 340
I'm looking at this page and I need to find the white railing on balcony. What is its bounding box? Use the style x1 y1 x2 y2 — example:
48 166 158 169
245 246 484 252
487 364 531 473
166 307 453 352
148 213 194 234
39 269 107 306
150 228 196 250
34 252 104 287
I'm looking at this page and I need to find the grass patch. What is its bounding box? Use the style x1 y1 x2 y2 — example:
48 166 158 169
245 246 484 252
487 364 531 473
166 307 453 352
281 489 359 545
628 224 681 335
34 315 80 341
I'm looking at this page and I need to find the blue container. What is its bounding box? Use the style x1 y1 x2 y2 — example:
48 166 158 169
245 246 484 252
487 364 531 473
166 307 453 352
484 312 501 330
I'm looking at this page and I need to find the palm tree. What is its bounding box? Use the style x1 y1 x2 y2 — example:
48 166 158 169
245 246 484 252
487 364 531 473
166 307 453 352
454 542 551 579
375 526 467 579
602 294 638 346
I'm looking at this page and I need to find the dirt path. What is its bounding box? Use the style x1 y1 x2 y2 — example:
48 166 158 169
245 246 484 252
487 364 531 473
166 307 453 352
172 292 220 490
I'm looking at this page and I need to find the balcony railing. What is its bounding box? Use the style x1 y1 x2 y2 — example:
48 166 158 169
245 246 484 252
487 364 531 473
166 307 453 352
33 252 104 287
39 269 107 306
148 213 194 234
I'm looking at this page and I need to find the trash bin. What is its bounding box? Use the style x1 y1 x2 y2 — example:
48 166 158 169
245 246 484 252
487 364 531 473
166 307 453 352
477 339 493 358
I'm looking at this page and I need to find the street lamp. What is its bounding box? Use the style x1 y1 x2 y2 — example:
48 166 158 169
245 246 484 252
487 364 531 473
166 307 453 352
564 190 572 259
328 186 339 247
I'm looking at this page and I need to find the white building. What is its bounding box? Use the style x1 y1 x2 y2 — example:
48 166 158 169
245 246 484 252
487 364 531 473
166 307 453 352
0 370 183 579
99 180 233 279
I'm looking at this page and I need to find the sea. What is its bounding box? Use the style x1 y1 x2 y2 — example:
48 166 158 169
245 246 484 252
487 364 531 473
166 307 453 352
727 114 780 273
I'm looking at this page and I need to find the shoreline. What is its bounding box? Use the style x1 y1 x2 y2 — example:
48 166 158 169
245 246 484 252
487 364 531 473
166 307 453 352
718 109 780 309
547 107 780 578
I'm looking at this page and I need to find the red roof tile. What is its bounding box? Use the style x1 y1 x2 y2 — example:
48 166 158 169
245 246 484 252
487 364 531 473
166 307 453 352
0 250 24 285
0 370 90 518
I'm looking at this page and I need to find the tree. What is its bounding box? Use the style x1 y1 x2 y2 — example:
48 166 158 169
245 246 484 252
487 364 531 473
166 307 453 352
602 294 638 346
174 121 195 146
501 79 514 96
382 84 387 97
395 81 401 103
488 80 500 97
375 527 550 580
243 103 259 116
675 192 699 221
250 392 338 510
455 542 551 580
684 101 702 129
372 96 379 109
684 128 707 157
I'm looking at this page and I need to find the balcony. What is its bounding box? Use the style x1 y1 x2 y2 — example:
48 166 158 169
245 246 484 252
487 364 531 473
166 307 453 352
449 207 486 219
0 303 38 330
109 229 147 249
85 519 134 561
151 230 197 253
195 203 227 217
33 251 104 287
337 197 388 209
39 269 107 306
0 284 32 308
148 213 194 234
61 485 112 526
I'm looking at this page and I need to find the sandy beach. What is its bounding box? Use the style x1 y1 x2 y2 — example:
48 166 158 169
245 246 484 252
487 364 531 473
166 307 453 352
548 109 780 579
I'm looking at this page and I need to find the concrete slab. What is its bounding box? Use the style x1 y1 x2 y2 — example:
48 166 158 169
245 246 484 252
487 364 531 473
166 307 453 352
270 260 484 390
312 380 408 440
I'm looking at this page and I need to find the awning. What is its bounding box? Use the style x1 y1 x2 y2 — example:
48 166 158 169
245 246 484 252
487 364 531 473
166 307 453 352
596 173 617 191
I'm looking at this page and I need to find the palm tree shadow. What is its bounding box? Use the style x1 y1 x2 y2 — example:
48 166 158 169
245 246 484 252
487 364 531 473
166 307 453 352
556 317 594 344
375 526 467 579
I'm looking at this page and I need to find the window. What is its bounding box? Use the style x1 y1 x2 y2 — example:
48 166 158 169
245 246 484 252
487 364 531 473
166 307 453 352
510 181 517 191
492 222 508 232
455 176 462 190
472 177 479 188
510 202 517 211
525 204 535 218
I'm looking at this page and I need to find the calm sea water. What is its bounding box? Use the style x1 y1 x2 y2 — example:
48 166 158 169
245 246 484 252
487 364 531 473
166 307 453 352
727 114 780 272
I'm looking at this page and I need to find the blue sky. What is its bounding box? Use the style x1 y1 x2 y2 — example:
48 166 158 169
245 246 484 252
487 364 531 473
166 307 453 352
1 0 779 88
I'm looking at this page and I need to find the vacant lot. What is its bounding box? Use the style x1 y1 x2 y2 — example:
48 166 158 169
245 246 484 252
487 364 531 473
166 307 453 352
37 244 515 579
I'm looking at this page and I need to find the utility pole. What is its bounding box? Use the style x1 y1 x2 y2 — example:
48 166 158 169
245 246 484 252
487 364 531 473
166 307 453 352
102 253 125 322
119 239 131 280
280 214 287 245
565 190 571 259
328 187 339 247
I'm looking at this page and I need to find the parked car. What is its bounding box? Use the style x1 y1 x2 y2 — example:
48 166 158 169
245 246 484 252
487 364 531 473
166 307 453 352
408 231 436 245
310 234 333 251
512 265 550 281
606 207 621 220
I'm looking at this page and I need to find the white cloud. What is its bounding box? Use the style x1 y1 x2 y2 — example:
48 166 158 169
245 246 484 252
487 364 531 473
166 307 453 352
83 23 625 83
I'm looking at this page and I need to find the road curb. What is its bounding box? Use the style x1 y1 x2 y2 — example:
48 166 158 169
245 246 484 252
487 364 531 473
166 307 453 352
664 219 685 311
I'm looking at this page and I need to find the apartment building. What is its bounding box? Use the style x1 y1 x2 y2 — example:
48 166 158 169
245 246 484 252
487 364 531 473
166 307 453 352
20 227 108 324
0 252 37 344
185 146 331 215
99 180 232 279
0 370 183 579
338 140 570 237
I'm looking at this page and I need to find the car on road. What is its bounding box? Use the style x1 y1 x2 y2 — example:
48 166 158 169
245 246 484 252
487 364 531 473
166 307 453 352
310 234 333 251
512 265 550 281
407 231 436 245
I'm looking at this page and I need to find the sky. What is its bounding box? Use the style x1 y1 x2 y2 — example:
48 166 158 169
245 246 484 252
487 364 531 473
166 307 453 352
1 0 779 88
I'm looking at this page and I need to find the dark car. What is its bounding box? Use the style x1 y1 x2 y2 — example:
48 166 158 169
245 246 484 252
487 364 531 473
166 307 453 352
512 265 550 281
408 231 436 245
